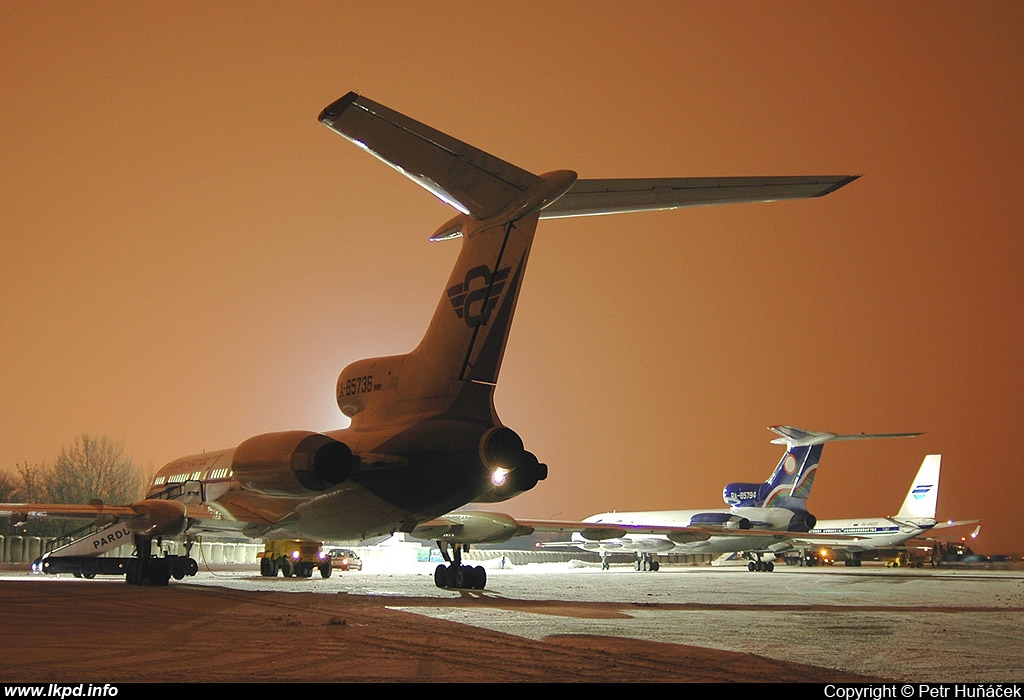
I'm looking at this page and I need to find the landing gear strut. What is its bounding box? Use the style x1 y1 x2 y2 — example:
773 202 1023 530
433 541 487 590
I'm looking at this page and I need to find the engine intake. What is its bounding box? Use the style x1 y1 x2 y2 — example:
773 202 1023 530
232 430 359 497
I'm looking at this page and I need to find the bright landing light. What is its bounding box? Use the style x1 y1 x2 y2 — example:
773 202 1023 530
491 468 509 486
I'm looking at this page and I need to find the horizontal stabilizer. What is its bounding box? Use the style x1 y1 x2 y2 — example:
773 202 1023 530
539 175 859 219
769 424 922 447
319 92 539 220
930 520 981 532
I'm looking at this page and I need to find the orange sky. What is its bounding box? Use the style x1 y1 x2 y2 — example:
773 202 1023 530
2 3 1022 553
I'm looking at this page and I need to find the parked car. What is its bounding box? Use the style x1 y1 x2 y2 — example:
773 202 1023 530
326 548 363 571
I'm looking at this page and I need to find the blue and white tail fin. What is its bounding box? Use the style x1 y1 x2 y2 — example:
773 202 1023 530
895 454 941 520
724 425 923 511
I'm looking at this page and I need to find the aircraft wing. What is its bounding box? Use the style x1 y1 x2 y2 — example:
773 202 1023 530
519 518 804 544
538 175 859 218
411 511 807 546
0 500 189 537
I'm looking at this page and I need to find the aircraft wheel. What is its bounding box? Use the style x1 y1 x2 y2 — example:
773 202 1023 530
766 561 774 572
473 565 487 590
651 560 660 571
319 560 333 579
748 562 757 572
280 558 293 578
434 564 447 588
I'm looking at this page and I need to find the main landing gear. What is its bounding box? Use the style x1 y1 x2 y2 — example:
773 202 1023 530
747 553 774 572
634 553 660 572
125 535 199 586
433 541 487 590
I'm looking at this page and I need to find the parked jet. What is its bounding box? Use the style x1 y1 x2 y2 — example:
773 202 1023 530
0 92 856 589
783 453 978 567
500 425 919 572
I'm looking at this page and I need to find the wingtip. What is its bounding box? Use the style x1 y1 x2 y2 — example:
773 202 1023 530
815 174 861 197
318 91 360 126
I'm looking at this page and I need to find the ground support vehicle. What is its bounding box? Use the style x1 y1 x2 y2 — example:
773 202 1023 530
259 540 332 578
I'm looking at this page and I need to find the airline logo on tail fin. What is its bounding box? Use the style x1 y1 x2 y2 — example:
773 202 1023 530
764 444 821 509
448 264 511 327
912 483 935 500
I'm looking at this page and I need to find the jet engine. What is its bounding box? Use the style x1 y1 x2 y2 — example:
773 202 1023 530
787 509 817 532
474 426 548 502
124 499 188 537
231 430 360 497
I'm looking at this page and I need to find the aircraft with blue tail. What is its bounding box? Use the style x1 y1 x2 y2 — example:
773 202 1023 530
506 425 921 571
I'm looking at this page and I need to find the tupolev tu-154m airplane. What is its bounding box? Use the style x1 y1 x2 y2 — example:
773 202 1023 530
0 92 856 589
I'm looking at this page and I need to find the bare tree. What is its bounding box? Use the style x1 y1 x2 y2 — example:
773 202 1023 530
47 435 145 505
12 435 147 537
0 470 25 535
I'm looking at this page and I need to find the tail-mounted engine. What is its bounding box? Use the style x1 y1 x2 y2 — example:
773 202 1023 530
787 509 817 533
232 430 360 497
474 427 548 502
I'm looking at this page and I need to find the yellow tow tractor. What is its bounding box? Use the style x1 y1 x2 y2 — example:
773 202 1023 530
884 550 925 568
258 540 333 578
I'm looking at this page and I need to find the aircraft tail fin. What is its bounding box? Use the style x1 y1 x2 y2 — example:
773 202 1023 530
725 426 924 511
321 93 580 424
766 424 922 506
319 93 858 426
896 454 941 520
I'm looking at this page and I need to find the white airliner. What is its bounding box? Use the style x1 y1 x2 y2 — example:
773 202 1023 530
506 425 921 572
0 92 856 589
782 453 978 567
